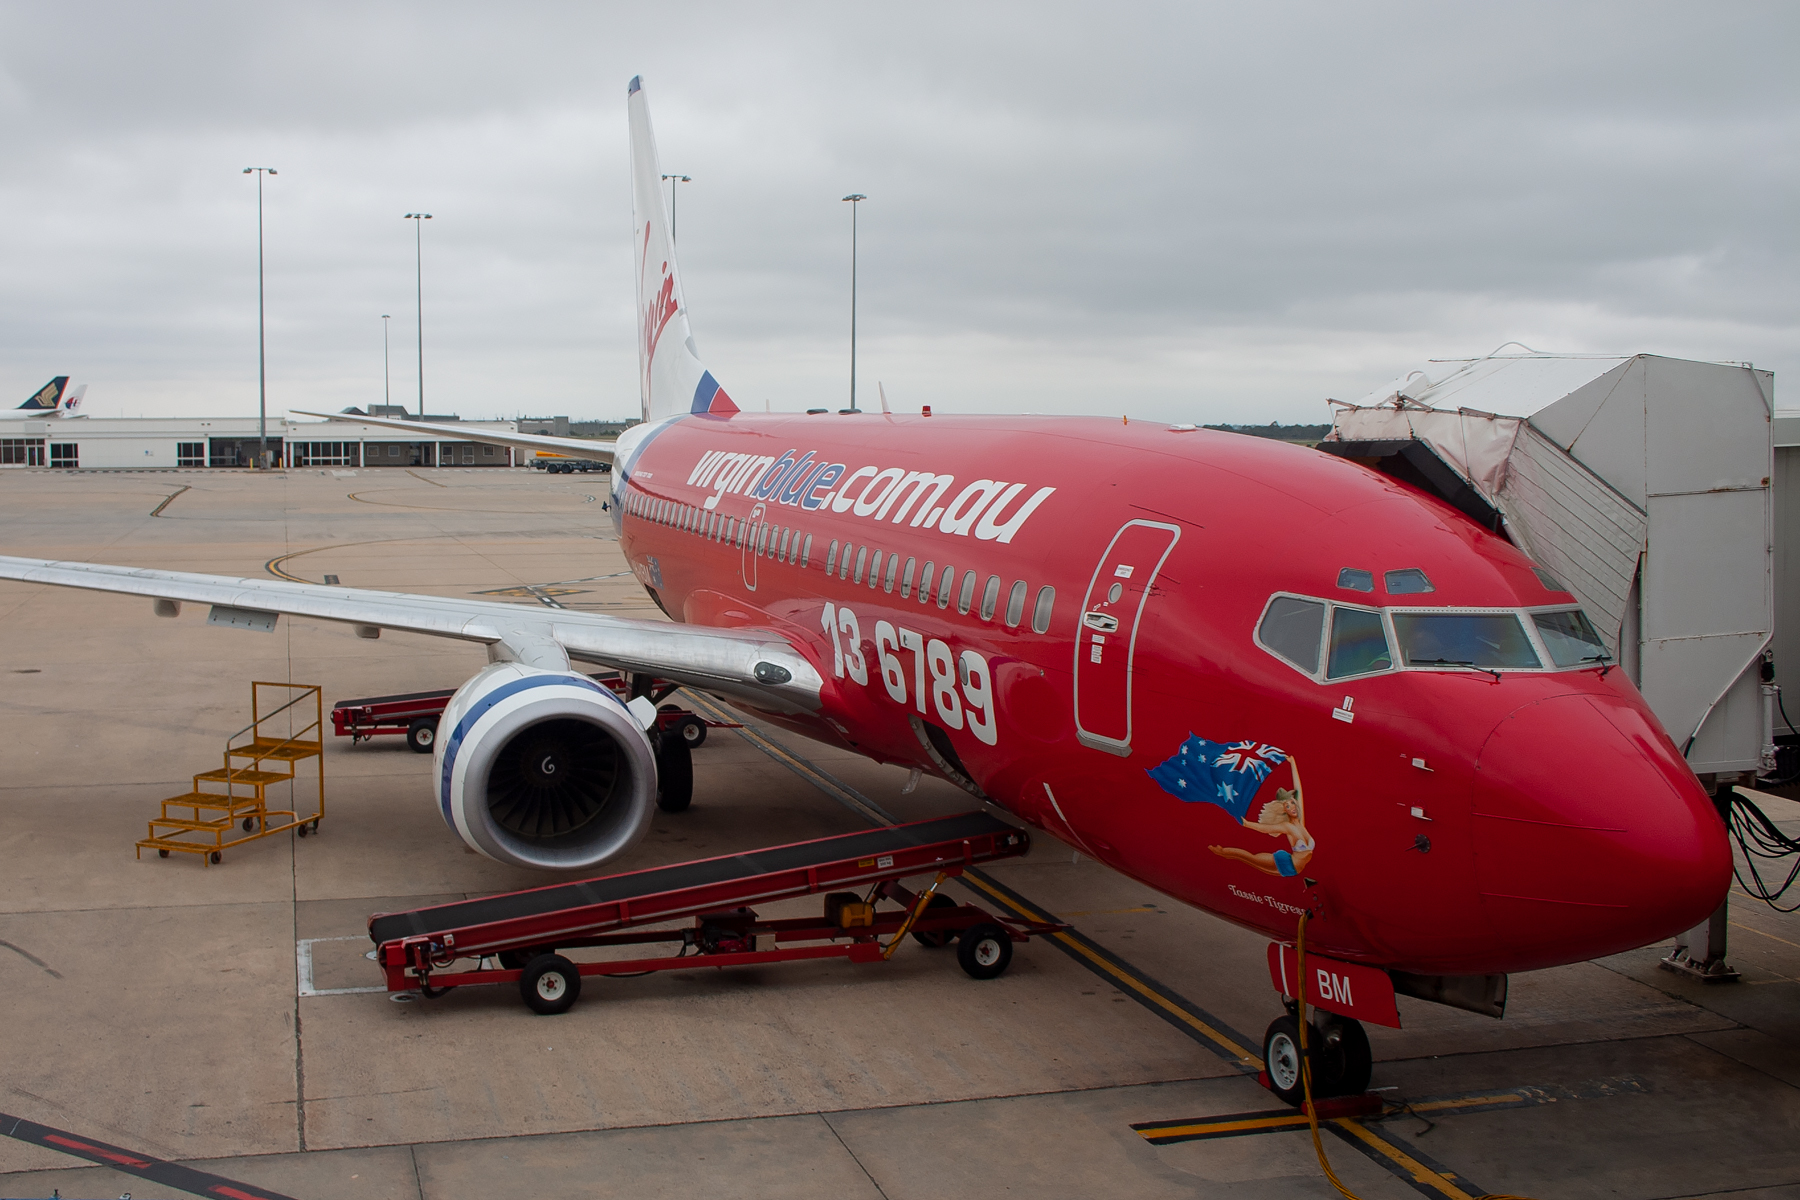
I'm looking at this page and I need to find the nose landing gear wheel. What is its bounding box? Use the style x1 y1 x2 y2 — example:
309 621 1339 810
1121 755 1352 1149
1263 1016 1306 1106
1262 1013 1373 1107
956 923 1013 979
519 953 581 1015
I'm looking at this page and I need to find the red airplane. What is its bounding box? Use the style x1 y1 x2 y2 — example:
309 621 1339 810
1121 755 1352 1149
0 76 1729 1105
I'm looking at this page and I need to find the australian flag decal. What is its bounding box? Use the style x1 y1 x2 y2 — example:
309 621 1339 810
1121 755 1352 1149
1147 736 1288 822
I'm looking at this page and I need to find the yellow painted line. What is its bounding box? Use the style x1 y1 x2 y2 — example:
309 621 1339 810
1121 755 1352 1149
1406 1091 1531 1115
1729 920 1800 951
959 872 1262 1067
1142 1113 1312 1140
406 469 448 488
1331 1118 1478 1200
149 484 190 517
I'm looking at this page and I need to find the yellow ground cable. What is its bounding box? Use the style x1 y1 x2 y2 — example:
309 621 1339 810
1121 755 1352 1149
1294 913 1537 1200
881 872 948 960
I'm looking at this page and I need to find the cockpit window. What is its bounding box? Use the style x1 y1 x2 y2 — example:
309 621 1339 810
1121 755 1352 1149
1384 568 1434 594
1337 568 1374 593
1326 607 1393 679
1258 596 1325 674
1532 609 1609 667
1392 612 1541 670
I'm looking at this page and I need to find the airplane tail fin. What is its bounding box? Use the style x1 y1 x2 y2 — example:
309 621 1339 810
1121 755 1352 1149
628 76 736 423
61 384 85 416
18 377 67 413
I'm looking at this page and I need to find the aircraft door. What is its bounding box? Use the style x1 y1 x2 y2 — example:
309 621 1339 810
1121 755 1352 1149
1074 520 1180 756
741 502 765 592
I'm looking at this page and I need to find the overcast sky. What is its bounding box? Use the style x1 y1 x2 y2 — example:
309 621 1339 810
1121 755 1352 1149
1 2 1794 424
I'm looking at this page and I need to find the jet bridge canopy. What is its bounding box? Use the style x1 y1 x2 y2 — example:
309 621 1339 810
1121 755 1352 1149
1323 353 1774 777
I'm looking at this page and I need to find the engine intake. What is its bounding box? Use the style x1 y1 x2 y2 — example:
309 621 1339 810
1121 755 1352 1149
434 663 658 869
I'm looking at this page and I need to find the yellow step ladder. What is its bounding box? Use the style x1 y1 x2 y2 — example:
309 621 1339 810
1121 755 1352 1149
137 682 326 866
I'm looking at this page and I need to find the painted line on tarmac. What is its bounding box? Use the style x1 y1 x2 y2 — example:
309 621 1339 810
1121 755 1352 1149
681 690 1259 1069
0 1111 299 1200
150 483 190 517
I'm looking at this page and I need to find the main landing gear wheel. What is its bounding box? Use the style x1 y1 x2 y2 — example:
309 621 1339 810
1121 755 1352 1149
912 893 960 947
655 735 693 813
520 953 581 1015
406 717 438 754
957 923 1013 979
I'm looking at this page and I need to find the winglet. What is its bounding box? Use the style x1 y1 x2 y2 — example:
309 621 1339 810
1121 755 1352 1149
629 77 726 422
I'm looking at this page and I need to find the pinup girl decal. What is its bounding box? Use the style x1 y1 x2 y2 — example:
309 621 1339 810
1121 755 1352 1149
1146 736 1316 878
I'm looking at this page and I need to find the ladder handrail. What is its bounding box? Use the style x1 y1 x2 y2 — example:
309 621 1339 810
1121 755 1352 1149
224 686 317 743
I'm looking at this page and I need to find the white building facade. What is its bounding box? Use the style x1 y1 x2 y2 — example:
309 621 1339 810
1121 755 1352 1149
0 416 524 471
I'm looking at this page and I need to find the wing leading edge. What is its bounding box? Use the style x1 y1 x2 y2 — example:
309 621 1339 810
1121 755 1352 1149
291 411 617 464
0 555 821 714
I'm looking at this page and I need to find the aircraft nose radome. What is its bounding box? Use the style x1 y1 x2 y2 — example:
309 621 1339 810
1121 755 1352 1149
1470 693 1731 971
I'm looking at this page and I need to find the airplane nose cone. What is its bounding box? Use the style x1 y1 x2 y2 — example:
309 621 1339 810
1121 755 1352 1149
1471 692 1731 971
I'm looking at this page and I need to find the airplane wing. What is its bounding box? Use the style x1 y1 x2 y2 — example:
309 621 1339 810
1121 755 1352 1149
291 410 617 464
0 555 821 714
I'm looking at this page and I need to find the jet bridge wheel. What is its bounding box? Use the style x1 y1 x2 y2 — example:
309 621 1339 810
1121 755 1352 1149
655 735 693 813
520 953 581 1015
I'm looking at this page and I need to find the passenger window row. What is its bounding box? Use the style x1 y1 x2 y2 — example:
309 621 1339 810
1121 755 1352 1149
623 487 1055 634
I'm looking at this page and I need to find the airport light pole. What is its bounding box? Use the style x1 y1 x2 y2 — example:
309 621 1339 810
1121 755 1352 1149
661 174 691 244
404 213 431 422
243 167 277 467
842 194 866 411
381 314 392 410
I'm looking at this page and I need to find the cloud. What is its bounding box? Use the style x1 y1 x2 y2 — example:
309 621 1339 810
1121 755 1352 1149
0 1 1794 423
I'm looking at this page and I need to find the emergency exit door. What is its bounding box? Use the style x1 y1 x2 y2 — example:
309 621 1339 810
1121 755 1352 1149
1073 520 1180 755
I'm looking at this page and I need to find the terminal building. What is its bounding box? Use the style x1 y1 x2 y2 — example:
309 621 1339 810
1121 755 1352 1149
0 414 528 470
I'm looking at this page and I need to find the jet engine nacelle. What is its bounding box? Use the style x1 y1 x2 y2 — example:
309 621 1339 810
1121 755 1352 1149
433 662 658 870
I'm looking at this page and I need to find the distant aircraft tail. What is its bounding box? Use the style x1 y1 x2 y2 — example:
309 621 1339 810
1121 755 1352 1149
18 377 67 413
60 384 85 416
628 76 736 423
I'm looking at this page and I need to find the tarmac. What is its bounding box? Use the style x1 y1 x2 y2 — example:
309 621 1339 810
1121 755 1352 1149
0 465 1796 1200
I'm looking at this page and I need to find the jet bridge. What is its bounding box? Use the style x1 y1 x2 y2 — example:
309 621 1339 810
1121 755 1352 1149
1323 352 1775 781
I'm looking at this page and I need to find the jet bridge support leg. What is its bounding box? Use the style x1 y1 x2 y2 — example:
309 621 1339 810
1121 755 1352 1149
1662 779 1744 982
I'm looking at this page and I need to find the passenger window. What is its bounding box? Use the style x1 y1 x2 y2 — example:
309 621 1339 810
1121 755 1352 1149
827 540 839 573
729 517 739 546
1005 580 1027 627
801 534 813 568
980 575 1001 620
780 529 793 561
901 557 916 597
867 549 881 587
1532 609 1608 668
918 562 935 604
1394 612 1541 669
1258 596 1325 675
1032 585 1055 634
1326 607 1394 679
1385 568 1434 594
958 571 977 614
854 546 867 583
938 567 956 608
840 544 855 580
883 555 899 593
1337 568 1373 592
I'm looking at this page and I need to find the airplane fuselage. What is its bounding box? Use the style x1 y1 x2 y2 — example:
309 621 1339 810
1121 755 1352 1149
609 410 1730 977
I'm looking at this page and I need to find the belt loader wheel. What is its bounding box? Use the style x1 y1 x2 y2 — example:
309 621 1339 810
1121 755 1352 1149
520 953 581 1015
956 923 1012 979
912 893 960 947
406 717 438 754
